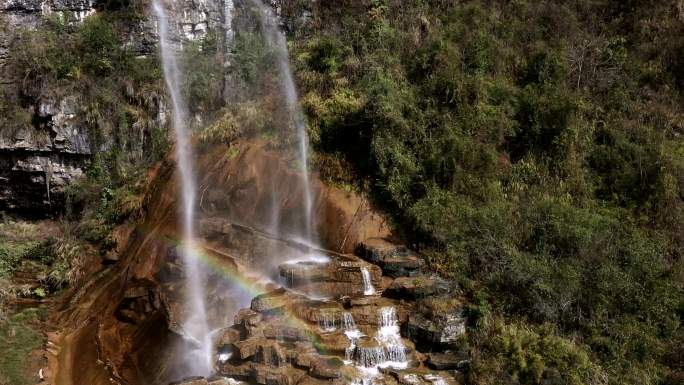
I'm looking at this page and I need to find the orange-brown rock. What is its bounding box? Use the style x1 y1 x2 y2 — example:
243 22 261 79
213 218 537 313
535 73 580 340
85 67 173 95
48 139 413 385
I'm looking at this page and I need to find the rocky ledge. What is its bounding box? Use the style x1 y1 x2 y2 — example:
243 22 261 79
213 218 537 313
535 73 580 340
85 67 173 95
176 238 468 385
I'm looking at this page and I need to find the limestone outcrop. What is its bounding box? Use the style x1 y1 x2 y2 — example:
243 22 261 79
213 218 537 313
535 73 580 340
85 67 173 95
48 140 470 385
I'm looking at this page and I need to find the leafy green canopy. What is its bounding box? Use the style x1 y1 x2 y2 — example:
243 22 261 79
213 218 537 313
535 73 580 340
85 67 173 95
292 1 684 384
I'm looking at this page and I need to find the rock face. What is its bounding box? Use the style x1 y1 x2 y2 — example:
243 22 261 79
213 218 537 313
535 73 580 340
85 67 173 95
0 0 96 28
407 298 467 351
0 0 236 214
49 140 468 385
216 247 465 385
357 238 425 278
0 0 335 215
0 95 90 214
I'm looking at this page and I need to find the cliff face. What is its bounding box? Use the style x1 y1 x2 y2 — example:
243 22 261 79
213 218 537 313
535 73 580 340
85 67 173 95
0 0 237 215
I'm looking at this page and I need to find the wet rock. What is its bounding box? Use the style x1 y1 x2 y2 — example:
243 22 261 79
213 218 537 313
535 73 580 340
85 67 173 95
426 351 470 370
235 309 262 327
263 322 313 342
217 327 241 347
309 357 343 379
279 256 383 297
256 342 287 367
356 238 424 277
234 338 263 360
199 217 231 237
251 365 305 385
296 377 344 385
115 284 160 324
294 352 317 369
408 298 466 350
251 288 308 313
170 377 208 385
383 370 461 385
207 378 241 385
346 297 411 329
385 275 451 299
219 362 252 380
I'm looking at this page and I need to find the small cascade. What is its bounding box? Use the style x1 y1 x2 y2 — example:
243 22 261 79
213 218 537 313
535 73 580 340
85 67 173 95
217 345 232 365
377 307 408 367
354 345 387 368
317 310 337 332
351 379 374 385
343 312 362 363
379 306 398 329
343 312 358 332
361 268 375 296
424 374 448 385
345 307 408 379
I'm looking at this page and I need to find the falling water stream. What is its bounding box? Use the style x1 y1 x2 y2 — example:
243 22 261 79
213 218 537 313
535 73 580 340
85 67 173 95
251 0 315 246
153 0 211 375
361 268 376 295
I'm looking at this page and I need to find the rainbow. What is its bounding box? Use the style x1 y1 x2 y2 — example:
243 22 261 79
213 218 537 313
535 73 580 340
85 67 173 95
145 227 340 357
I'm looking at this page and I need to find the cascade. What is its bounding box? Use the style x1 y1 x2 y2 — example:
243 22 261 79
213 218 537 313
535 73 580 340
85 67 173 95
361 267 375 295
342 312 358 331
343 313 363 363
251 0 315 245
354 345 387 368
318 311 337 332
379 306 398 329
377 307 408 367
424 374 448 385
152 0 211 375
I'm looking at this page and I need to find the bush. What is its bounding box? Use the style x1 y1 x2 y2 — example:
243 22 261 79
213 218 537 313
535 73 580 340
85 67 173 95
471 318 604 385
290 1 684 383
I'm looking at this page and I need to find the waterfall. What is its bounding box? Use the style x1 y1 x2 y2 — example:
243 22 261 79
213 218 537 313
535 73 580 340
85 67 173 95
350 306 407 374
342 312 358 331
379 307 397 329
251 0 315 245
361 268 375 296
376 307 407 368
351 379 374 385
343 313 362 363
153 0 211 375
318 311 337 332
354 345 387 368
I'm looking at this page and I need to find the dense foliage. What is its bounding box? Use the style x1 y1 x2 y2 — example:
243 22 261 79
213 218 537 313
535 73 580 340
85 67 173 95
288 1 684 384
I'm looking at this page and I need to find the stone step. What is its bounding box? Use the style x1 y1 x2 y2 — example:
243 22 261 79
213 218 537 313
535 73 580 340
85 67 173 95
355 238 425 278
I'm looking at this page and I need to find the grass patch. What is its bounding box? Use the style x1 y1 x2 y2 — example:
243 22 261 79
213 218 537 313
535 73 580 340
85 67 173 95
0 309 45 385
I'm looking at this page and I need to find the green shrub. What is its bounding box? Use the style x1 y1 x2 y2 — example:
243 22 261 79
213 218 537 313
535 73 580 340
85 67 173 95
291 1 684 383
471 318 604 385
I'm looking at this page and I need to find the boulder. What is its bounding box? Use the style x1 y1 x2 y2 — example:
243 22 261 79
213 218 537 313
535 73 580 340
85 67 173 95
279 256 383 298
234 338 263 360
356 238 424 277
256 342 287 367
309 357 343 379
407 298 466 350
385 275 451 299
170 377 208 385
217 327 242 347
426 351 470 370
208 378 242 385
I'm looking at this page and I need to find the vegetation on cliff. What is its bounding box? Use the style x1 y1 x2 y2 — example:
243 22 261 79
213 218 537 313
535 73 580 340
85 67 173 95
287 1 684 384
1 1 682 384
